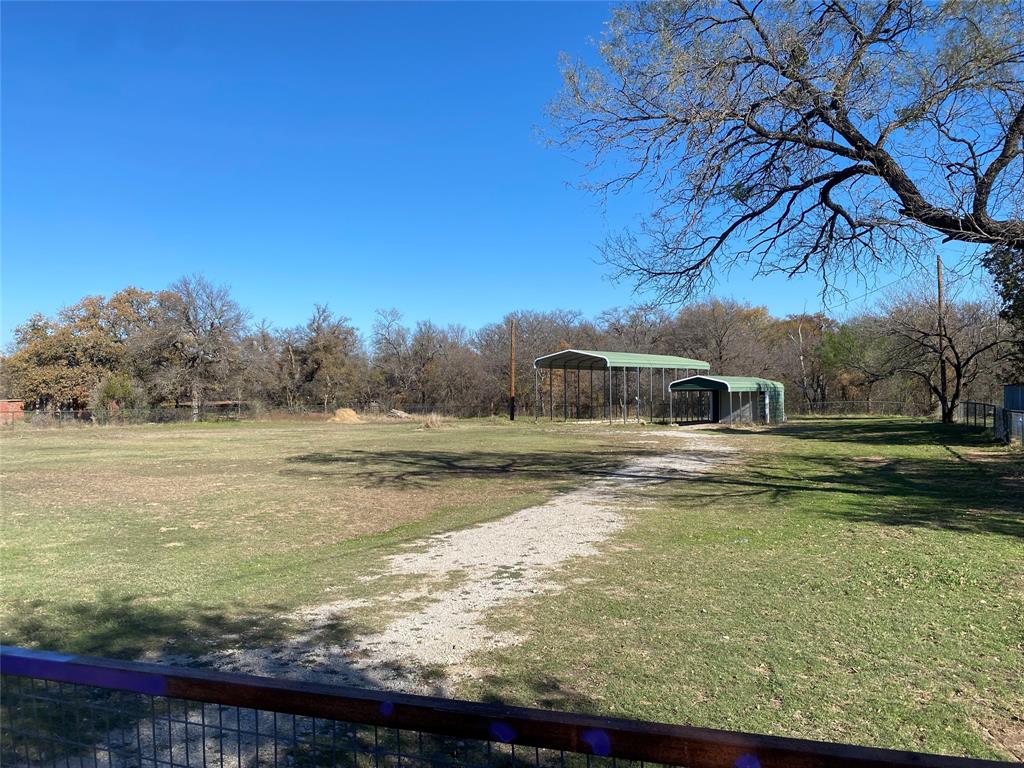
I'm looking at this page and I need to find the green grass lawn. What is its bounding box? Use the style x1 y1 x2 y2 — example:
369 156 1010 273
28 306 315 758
460 418 1023 759
1 416 1021 759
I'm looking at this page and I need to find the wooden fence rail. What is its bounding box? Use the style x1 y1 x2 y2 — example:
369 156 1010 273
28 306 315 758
0 647 1014 768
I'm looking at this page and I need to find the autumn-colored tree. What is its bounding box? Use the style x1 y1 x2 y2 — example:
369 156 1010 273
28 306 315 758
6 298 125 411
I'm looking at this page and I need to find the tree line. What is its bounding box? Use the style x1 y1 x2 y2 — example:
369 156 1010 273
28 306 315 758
1 273 1016 422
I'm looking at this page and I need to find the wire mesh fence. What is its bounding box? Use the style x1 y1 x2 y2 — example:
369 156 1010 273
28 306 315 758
2 674 558 768
7 399 1018 435
2 647 1006 768
957 401 1024 446
788 400 920 417
534 397 712 425
959 401 997 429
995 408 1024 446
11 402 503 427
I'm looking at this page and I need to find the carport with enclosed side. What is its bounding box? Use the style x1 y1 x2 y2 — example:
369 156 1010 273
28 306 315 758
669 376 785 425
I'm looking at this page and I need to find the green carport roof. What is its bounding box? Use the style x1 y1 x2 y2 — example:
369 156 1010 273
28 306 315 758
534 349 710 371
669 375 783 392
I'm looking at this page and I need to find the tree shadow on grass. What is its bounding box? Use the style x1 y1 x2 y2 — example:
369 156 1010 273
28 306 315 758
720 417 998 447
1 592 382 767
473 672 598 715
1 592 307 661
281 448 655 489
665 449 1023 539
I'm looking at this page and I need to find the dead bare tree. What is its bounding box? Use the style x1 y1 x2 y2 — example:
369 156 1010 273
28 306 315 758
553 0 1024 298
883 294 1011 422
597 305 671 351
670 299 773 374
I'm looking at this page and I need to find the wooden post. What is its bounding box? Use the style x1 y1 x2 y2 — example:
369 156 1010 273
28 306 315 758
649 369 653 423
508 318 516 421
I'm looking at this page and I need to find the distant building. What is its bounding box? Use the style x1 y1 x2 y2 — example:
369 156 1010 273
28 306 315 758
0 400 25 426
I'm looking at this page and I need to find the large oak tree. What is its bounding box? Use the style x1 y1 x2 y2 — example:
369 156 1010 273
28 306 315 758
554 0 1024 298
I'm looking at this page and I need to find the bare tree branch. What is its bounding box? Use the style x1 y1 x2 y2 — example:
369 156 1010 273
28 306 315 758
552 0 1024 298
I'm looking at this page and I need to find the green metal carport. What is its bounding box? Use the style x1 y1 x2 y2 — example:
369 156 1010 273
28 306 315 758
669 376 785 424
534 349 710 423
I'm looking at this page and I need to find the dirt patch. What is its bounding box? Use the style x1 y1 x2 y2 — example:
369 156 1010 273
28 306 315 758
202 429 733 694
974 714 1024 761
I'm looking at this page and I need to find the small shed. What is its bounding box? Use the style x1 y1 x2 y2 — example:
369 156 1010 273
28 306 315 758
669 376 785 424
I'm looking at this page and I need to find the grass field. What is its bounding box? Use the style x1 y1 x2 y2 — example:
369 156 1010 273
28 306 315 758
0 419 655 657
1 416 1021 759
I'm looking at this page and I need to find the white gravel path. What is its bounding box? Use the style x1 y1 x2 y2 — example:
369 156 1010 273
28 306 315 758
202 429 732 694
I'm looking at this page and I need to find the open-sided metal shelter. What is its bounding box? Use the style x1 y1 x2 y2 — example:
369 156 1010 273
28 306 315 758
669 376 785 424
533 349 710 423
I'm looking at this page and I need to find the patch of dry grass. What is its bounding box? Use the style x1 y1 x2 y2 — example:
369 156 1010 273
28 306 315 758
0 418 658 658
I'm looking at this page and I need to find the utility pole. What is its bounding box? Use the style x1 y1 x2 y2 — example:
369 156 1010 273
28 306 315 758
508 318 516 421
936 253 948 422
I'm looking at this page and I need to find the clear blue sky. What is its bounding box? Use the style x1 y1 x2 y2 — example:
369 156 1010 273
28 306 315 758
0 1 969 346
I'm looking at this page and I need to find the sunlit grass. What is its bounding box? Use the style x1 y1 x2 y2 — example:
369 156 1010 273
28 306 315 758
463 418 1023 759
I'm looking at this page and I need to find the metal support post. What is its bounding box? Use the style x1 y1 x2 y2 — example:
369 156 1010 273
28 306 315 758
606 369 611 422
562 366 567 421
576 369 580 420
622 367 627 424
534 369 539 421
589 369 594 420
636 367 641 423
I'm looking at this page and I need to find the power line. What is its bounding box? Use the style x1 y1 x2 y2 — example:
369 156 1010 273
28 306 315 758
820 275 908 313
822 251 983 315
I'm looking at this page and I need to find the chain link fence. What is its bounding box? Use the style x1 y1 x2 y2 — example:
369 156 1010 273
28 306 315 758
994 408 1024 446
958 401 997 429
957 401 1023 446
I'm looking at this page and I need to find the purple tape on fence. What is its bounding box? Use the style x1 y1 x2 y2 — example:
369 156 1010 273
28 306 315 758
1 646 167 697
